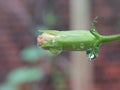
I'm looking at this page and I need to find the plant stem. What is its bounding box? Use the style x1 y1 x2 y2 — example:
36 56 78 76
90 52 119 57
101 34 120 43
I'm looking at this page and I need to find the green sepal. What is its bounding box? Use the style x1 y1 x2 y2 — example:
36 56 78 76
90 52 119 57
49 48 62 55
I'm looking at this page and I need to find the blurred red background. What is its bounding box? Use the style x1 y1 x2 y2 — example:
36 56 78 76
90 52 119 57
0 0 120 90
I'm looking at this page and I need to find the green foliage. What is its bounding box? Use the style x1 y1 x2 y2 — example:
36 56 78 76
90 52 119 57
6 67 43 85
20 46 52 63
0 84 17 90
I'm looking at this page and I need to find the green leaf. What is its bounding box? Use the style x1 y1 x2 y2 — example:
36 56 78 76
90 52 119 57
6 67 44 85
20 46 52 63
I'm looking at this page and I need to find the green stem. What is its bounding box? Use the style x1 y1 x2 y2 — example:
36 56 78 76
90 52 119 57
101 34 120 43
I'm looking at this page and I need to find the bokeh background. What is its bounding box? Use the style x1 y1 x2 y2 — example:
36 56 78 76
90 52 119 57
0 0 120 90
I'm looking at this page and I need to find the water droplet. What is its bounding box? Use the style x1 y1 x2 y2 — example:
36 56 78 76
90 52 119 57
86 48 98 61
88 52 96 60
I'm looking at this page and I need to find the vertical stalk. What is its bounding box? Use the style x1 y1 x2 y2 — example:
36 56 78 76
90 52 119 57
69 0 93 90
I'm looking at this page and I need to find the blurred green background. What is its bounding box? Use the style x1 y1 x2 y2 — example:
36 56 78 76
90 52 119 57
0 0 120 90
